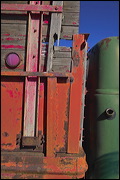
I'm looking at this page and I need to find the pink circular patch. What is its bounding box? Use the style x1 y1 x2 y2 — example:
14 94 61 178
6 53 20 67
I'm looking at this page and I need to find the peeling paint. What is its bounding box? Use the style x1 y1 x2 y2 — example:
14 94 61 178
72 22 77 25
1 45 25 49
1 84 6 88
6 90 14 97
2 33 10 36
2 37 23 41
44 20 48 24
100 38 112 49
2 132 9 137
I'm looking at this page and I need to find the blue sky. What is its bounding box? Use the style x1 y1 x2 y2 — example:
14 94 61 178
56 1 119 49
80 1 119 49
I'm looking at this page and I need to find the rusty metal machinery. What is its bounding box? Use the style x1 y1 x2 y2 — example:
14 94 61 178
1 1 88 179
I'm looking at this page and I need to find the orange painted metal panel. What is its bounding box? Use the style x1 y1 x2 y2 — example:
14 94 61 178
68 34 87 153
1 77 24 150
46 77 57 156
46 78 70 156
55 79 70 153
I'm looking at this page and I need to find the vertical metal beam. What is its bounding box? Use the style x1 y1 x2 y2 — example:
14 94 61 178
23 1 42 137
47 1 63 71
67 34 88 153
46 77 57 156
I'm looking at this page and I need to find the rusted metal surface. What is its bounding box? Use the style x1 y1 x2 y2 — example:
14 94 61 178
1 3 63 12
46 77 57 156
67 34 88 153
1 149 87 179
1 76 24 151
1 71 73 77
22 135 43 147
1 1 88 179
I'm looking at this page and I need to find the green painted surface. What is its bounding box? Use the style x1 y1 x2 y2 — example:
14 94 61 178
87 36 119 91
86 37 119 179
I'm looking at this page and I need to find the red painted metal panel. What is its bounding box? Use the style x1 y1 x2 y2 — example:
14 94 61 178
1 3 63 12
67 34 87 153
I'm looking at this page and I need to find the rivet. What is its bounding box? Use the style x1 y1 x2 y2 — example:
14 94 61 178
55 6 58 10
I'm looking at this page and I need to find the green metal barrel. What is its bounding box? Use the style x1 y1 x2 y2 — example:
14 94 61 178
84 36 119 179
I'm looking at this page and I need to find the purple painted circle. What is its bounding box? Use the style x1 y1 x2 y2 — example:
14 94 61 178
6 53 20 67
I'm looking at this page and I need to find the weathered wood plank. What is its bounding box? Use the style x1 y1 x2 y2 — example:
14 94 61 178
53 51 71 58
62 12 79 26
1 1 80 12
54 46 72 52
63 1 80 12
60 26 79 39
42 1 51 5
1 1 80 40
47 1 63 71
52 65 71 72
1 23 78 41
1 23 49 42
53 58 72 66
1 10 28 14
1 1 28 4
1 12 79 26
1 14 28 24
1 1 28 14
1 37 26 46
1 24 27 37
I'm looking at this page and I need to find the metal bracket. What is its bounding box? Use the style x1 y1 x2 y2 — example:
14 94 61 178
22 134 45 147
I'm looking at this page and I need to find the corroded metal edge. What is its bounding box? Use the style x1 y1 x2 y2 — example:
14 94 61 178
1 147 88 179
